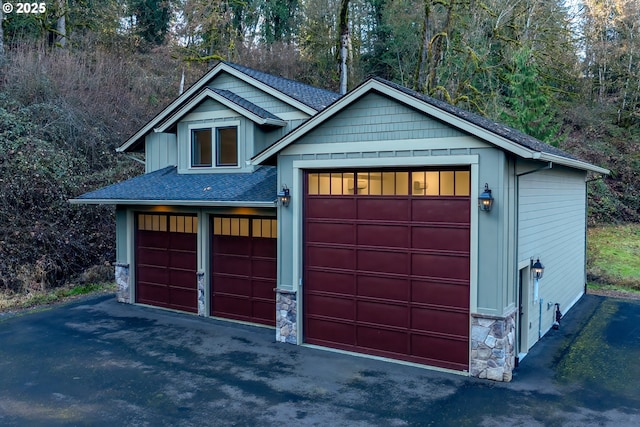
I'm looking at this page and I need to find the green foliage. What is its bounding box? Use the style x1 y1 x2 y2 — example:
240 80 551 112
499 48 562 146
130 0 171 47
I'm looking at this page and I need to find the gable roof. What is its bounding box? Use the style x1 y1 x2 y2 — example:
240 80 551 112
69 166 277 207
252 77 609 175
118 61 341 153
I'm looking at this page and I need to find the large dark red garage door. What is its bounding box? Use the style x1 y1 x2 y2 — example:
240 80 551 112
136 213 198 313
211 216 277 326
304 169 471 371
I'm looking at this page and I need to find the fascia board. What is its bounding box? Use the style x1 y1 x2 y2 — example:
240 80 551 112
118 62 309 153
538 153 610 175
155 89 286 132
68 198 276 208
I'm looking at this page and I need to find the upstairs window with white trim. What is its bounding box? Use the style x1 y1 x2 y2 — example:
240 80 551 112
191 126 238 168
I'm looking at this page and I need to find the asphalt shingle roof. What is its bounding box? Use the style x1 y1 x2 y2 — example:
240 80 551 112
374 77 577 160
75 166 277 203
208 87 283 122
224 62 341 111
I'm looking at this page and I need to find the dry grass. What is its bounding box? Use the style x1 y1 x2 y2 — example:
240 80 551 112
0 282 116 313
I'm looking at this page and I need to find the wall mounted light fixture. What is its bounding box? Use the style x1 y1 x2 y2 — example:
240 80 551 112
478 183 494 212
277 185 291 207
531 258 545 280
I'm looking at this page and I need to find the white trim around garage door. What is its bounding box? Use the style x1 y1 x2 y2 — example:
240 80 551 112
290 154 480 345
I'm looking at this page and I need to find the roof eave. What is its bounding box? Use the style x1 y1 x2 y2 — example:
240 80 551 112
118 62 315 153
537 152 610 175
69 198 276 208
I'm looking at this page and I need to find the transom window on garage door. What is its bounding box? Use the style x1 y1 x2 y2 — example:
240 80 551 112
137 214 198 233
212 216 277 238
307 169 470 196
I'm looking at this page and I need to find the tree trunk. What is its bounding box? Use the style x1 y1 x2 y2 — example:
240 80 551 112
0 8 5 65
339 0 350 95
56 0 67 47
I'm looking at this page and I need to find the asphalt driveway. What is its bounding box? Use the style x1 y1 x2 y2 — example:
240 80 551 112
0 293 639 426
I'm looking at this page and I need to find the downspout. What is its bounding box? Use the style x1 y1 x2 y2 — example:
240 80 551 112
122 153 146 165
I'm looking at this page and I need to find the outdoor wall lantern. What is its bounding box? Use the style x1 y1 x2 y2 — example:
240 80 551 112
531 258 545 304
478 183 494 212
531 258 545 280
277 185 291 207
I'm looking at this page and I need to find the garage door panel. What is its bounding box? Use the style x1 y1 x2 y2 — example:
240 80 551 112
357 300 408 328
412 226 470 252
252 238 276 257
214 236 251 255
412 198 470 224
306 294 354 320
411 334 469 369
307 198 356 219
306 270 355 294
306 318 355 346
137 265 167 285
169 233 197 251
411 279 469 308
307 246 355 270
137 282 169 305
357 249 408 275
136 248 167 266
168 288 197 313
357 325 408 354
170 251 197 269
213 295 251 319
212 275 251 296
411 307 469 337
252 300 276 324
252 279 276 299
307 222 354 245
356 275 408 301
357 224 409 248
213 255 251 276
137 230 167 248
411 253 470 280
357 199 410 221
252 258 276 279
168 269 197 289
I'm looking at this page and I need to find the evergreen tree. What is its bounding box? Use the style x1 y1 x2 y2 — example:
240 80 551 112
500 48 561 145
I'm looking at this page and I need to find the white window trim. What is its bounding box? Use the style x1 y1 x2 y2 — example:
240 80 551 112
187 121 241 170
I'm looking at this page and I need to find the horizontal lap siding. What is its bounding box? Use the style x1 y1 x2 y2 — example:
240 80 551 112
518 168 586 349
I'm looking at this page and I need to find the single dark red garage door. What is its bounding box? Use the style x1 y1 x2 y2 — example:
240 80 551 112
211 216 277 326
304 169 471 371
136 213 198 313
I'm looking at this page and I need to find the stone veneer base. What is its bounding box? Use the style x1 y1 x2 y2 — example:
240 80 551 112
275 289 297 344
197 272 206 316
114 263 130 304
470 310 516 382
